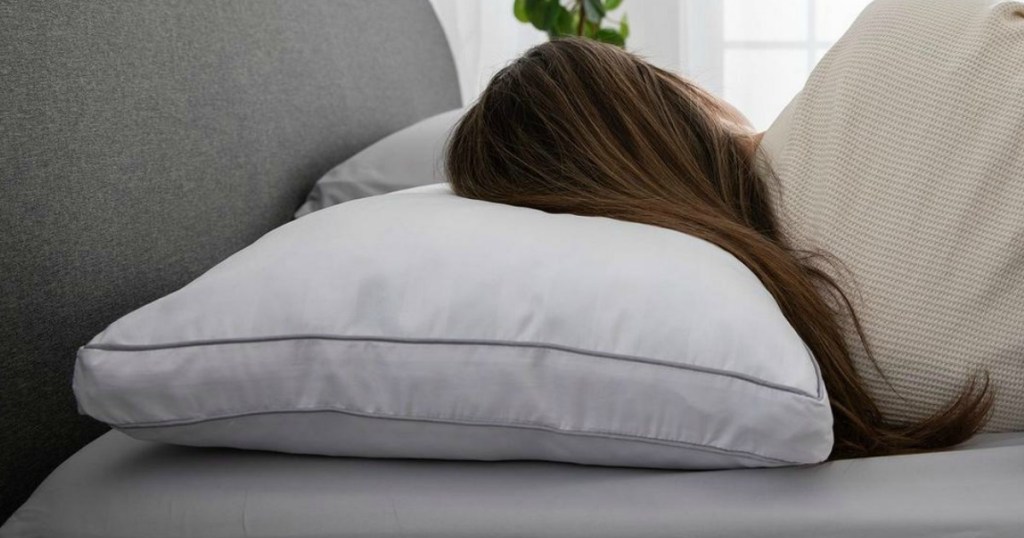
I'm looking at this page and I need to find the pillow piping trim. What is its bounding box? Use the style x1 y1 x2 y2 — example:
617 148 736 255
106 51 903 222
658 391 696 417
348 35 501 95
113 406 806 466
84 333 824 400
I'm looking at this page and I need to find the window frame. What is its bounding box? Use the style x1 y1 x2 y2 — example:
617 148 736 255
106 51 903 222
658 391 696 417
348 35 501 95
680 0 833 96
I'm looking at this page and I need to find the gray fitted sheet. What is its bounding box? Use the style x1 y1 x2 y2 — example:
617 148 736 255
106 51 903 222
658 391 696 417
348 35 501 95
3 430 1023 538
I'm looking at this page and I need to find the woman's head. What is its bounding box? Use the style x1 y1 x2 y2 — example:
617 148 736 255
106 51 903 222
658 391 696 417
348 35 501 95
446 38 771 237
446 38 993 460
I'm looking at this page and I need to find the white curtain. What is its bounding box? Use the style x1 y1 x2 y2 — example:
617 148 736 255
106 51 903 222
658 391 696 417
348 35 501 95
428 0 546 105
429 0 870 130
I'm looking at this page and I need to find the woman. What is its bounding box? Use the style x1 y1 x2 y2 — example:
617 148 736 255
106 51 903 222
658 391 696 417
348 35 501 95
444 38 993 460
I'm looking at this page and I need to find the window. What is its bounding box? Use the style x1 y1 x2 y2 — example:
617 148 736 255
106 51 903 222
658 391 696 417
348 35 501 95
432 0 874 128
683 0 871 130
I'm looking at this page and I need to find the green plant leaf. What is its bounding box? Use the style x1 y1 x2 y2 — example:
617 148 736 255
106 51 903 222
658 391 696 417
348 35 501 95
582 0 605 23
542 0 562 31
513 0 530 23
526 0 548 30
619 13 629 39
604 0 623 11
555 5 576 36
569 10 582 35
594 28 625 47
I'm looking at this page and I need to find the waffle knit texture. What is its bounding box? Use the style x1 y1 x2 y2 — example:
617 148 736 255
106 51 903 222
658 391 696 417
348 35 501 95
760 0 1024 431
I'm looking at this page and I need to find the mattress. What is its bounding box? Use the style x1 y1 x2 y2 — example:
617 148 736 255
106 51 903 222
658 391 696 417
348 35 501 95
3 431 1024 537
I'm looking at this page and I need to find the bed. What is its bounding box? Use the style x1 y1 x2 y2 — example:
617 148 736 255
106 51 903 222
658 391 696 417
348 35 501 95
1 1 1022 537
3 430 1024 537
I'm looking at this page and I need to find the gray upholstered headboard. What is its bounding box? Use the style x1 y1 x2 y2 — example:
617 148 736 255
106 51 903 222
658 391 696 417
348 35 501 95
0 0 460 520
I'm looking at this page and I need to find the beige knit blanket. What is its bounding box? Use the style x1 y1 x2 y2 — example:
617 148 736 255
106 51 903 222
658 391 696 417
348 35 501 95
760 0 1024 431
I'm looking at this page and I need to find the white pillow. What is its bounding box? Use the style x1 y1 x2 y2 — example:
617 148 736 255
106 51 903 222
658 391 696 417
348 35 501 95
74 184 833 469
295 108 464 217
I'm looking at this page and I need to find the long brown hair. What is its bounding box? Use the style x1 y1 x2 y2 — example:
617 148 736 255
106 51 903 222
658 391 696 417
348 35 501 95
445 38 993 460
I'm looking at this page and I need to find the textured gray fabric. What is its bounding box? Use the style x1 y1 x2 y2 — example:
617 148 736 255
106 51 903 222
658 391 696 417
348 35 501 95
3 430 1023 537
0 0 459 522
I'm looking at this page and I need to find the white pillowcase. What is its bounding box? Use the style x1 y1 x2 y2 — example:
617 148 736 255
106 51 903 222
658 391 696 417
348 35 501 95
295 108 464 217
74 184 833 469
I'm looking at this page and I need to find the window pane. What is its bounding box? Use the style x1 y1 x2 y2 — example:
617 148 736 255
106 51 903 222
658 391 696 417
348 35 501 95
723 49 808 131
814 0 873 41
724 0 809 42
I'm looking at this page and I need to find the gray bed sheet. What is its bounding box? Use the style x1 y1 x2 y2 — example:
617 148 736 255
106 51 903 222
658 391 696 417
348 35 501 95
3 430 1023 538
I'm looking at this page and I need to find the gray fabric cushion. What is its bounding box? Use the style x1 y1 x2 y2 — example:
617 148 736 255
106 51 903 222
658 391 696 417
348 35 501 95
0 0 459 521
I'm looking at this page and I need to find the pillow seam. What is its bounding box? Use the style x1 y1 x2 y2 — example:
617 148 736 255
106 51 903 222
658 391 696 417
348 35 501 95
84 334 824 400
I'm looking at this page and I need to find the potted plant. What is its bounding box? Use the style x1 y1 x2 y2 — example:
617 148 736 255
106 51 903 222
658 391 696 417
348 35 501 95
513 0 628 47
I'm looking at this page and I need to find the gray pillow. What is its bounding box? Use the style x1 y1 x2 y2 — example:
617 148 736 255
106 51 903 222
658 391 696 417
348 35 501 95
295 108 464 217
